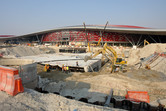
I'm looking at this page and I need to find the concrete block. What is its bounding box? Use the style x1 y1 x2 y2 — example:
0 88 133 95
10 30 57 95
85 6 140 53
19 63 37 84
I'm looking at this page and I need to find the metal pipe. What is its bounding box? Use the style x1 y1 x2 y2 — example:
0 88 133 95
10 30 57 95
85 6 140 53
104 88 113 107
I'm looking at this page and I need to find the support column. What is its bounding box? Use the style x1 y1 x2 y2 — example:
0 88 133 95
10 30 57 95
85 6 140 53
124 35 134 46
36 35 40 44
136 35 142 46
149 35 157 43
40 34 44 45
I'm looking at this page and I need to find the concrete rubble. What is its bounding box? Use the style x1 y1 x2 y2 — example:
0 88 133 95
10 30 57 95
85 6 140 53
39 78 107 103
0 88 121 111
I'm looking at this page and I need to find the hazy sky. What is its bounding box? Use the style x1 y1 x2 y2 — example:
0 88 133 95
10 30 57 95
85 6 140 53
1 0 166 35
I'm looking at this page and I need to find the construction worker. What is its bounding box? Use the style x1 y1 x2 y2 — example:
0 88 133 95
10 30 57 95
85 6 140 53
66 66 69 74
64 65 67 73
76 61 79 66
62 64 64 72
47 64 50 72
44 64 50 72
44 64 47 72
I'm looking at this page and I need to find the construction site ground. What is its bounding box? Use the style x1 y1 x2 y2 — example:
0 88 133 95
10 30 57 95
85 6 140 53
0 43 166 110
37 63 166 104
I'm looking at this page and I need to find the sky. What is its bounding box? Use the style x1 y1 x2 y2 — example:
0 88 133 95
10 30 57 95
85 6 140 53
0 0 166 35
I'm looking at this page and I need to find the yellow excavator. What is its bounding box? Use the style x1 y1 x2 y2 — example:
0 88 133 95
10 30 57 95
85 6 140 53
97 37 102 46
144 39 150 47
84 43 127 72
90 37 102 47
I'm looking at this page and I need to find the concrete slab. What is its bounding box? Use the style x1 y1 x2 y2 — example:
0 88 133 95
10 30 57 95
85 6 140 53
20 53 102 72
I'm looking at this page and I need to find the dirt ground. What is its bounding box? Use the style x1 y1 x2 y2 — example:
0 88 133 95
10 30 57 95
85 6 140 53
37 62 166 104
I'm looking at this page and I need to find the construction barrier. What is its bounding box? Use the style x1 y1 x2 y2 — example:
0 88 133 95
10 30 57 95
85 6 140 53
125 91 150 103
0 65 24 96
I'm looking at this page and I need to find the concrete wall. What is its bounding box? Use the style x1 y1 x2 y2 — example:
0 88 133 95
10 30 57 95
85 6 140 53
0 58 34 65
19 63 38 89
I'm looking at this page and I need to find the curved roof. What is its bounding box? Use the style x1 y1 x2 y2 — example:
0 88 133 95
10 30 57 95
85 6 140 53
1 25 166 40
73 24 149 29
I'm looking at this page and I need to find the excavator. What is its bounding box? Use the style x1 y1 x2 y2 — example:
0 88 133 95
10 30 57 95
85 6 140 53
97 37 102 46
84 43 127 72
144 39 150 47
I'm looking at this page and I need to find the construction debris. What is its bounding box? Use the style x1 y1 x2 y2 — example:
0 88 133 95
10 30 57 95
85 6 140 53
0 88 116 111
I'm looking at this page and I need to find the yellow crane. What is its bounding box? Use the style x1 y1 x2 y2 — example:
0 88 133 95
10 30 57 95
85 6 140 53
84 43 127 72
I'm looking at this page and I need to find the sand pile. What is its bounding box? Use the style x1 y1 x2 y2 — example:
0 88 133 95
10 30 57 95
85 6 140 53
139 44 166 57
127 43 166 65
0 88 119 111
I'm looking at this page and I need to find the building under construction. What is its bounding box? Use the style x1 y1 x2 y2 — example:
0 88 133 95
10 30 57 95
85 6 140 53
1 25 166 47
